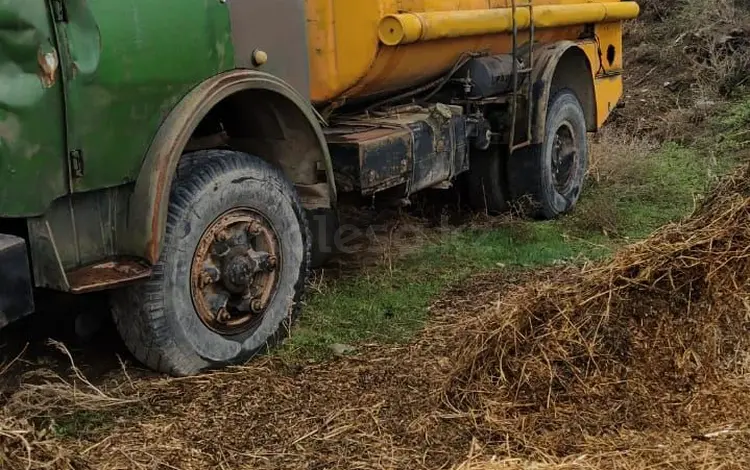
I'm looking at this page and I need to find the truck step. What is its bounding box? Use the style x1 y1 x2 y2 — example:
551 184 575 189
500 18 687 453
67 259 152 294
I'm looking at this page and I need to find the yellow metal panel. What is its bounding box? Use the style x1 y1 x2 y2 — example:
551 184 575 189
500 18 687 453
578 22 625 128
306 0 637 105
593 21 624 72
593 74 623 127
350 27 584 99
306 0 382 105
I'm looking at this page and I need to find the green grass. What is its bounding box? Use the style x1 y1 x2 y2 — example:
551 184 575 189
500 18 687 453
567 142 711 239
282 98 750 360
289 223 611 359
50 410 116 439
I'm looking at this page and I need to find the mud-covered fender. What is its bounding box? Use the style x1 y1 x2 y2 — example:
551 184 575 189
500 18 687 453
125 70 336 264
530 40 598 144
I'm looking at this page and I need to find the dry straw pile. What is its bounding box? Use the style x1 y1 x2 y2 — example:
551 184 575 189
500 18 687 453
0 343 137 470
0 415 75 470
446 162 750 461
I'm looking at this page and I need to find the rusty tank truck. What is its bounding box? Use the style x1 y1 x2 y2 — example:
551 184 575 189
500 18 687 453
0 0 639 375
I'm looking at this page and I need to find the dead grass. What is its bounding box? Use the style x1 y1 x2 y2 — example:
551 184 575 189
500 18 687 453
629 0 750 96
619 0 750 140
455 429 750 469
0 342 136 470
0 416 76 470
587 128 658 187
445 161 750 459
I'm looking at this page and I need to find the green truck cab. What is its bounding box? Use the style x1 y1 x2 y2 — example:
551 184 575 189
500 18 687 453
0 0 636 375
2 1 332 375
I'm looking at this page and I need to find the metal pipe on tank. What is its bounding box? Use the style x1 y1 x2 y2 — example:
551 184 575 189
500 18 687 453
378 2 640 46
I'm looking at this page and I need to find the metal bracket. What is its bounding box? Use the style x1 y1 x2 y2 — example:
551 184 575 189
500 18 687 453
51 0 68 23
70 149 84 178
509 0 536 153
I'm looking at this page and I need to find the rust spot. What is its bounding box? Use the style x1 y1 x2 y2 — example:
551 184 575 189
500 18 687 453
23 144 42 160
146 150 173 263
0 114 21 146
37 48 59 88
67 258 152 294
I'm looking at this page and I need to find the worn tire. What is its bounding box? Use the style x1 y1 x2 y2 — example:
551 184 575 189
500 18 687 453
111 150 311 376
467 146 511 214
507 89 589 219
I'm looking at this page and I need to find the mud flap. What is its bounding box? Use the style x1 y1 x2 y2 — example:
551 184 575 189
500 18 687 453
0 234 35 328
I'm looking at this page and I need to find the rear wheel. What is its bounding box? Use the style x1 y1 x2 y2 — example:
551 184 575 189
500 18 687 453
507 89 589 219
467 146 511 214
111 150 310 376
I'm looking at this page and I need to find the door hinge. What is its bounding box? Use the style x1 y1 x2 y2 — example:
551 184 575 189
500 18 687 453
52 0 68 23
70 150 84 178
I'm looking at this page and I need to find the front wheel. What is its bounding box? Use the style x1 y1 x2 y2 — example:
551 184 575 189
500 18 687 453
507 89 589 219
112 150 311 376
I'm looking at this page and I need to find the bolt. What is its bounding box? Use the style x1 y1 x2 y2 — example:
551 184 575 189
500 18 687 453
199 272 213 288
267 255 278 269
216 231 229 242
217 308 231 322
247 222 261 236
251 299 264 313
252 49 269 67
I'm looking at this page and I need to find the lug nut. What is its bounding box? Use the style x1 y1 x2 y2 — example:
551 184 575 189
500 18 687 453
251 299 264 313
267 256 278 269
217 308 231 322
247 222 261 236
199 272 213 288
216 231 229 242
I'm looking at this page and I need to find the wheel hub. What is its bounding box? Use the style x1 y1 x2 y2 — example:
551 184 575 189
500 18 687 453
552 121 578 192
191 209 280 335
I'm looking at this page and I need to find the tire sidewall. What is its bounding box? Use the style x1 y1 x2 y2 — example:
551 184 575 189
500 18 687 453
540 90 588 217
163 159 307 365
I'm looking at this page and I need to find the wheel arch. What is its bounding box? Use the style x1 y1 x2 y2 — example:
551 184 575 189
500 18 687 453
125 70 336 264
531 41 597 144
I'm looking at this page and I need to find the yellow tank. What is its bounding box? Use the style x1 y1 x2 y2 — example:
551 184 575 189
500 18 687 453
306 0 640 105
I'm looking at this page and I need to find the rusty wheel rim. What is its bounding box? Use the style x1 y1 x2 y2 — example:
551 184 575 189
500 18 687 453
190 208 281 336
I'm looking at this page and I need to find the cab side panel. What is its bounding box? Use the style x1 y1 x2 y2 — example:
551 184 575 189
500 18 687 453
227 0 310 99
60 0 235 193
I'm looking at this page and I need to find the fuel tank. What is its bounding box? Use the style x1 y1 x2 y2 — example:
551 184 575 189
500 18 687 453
305 0 639 105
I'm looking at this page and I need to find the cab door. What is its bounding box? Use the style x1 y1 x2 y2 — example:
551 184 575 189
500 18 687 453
0 0 68 217
50 0 234 194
